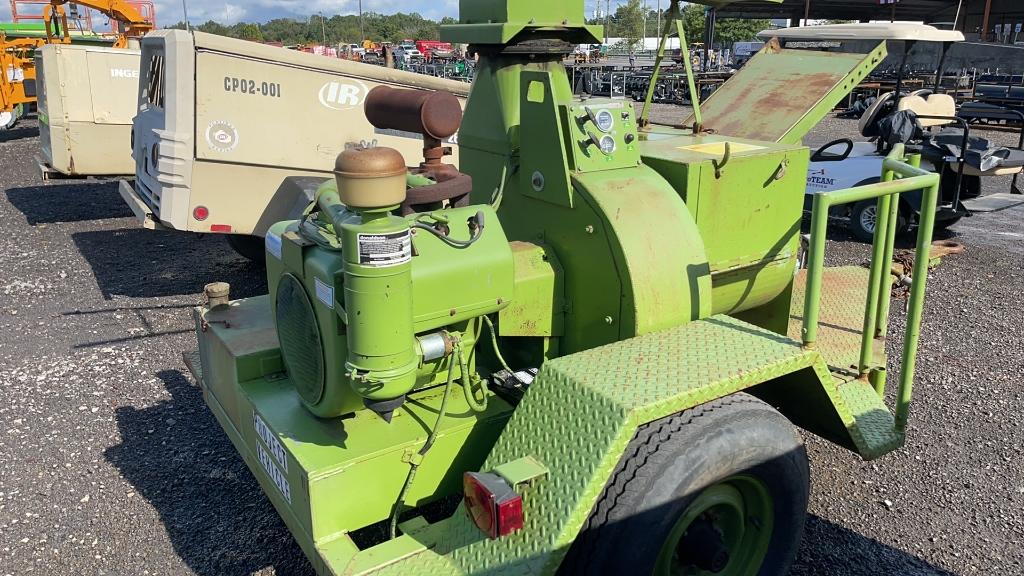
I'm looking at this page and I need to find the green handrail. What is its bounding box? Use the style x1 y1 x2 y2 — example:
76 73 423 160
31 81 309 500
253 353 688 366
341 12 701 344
802 144 940 432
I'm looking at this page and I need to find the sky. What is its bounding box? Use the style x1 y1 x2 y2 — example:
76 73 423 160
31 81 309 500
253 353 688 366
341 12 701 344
0 1 631 26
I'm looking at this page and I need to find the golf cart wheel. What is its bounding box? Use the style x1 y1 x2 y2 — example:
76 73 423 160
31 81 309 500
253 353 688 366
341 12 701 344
559 394 809 576
225 234 267 263
933 216 962 232
849 200 908 243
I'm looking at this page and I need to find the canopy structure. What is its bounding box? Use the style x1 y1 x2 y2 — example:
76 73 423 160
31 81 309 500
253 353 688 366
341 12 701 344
722 0 1024 42
718 0 961 21
758 23 967 43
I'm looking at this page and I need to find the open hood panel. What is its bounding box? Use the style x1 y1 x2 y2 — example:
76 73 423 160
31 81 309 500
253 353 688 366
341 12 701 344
684 39 887 145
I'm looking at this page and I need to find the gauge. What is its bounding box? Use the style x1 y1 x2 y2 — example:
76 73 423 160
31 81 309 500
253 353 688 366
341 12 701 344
599 135 617 155
594 109 615 133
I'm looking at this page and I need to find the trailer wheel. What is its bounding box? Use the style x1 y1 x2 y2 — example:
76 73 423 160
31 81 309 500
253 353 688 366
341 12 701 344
559 393 808 576
225 235 266 263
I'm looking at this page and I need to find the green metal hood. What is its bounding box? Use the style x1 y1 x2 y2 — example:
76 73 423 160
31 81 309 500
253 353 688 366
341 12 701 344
683 39 887 145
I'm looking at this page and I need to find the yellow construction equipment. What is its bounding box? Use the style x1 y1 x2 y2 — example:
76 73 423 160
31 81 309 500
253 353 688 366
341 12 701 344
42 1 153 48
0 0 154 129
0 33 44 128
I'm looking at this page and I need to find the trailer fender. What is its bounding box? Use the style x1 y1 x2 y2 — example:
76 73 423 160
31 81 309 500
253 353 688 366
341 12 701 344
364 314 863 576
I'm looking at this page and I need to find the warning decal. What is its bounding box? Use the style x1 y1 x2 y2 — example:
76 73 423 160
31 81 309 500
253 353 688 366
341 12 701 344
357 230 412 267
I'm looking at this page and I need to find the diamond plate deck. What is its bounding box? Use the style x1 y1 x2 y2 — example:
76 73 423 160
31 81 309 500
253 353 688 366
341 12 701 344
366 314 824 576
789 266 885 379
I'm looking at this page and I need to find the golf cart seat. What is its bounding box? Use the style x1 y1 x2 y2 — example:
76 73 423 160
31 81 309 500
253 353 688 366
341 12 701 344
859 91 895 136
897 93 957 127
924 127 1024 176
958 163 1024 177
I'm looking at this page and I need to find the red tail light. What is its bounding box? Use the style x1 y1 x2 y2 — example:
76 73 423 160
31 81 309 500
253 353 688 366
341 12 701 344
463 471 524 539
210 224 232 233
192 205 209 221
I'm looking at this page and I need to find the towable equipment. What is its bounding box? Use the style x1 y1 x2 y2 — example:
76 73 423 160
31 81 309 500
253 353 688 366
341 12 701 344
186 1 944 574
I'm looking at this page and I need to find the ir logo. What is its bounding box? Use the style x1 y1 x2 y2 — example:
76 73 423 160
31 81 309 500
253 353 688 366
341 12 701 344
318 80 369 110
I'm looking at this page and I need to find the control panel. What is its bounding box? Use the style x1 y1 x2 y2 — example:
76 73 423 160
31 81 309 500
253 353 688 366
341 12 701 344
564 99 641 173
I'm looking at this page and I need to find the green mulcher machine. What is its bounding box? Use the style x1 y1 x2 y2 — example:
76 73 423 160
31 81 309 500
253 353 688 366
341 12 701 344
186 1 945 574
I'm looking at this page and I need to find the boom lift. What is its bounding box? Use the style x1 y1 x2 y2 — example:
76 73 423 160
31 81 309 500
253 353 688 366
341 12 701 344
41 0 154 48
186 0 945 573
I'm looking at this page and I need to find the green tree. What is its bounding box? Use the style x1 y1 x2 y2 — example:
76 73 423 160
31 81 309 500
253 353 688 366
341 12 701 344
240 23 263 42
618 0 646 50
680 5 770 47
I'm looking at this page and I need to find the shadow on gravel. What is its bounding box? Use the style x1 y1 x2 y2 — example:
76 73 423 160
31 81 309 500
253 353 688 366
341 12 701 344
105 369 314 576
72 228 267 299
0 124 38 143
792 515 956 576
5 180 132 224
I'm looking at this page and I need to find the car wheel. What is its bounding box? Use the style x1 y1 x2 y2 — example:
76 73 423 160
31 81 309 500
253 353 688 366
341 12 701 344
225 234 267 263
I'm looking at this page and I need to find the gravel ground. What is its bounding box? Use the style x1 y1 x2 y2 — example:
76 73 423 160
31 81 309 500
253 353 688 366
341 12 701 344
0 106 1022 576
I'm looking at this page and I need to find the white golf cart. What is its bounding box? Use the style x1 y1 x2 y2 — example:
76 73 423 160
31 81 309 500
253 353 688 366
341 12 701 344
760 23 1024 241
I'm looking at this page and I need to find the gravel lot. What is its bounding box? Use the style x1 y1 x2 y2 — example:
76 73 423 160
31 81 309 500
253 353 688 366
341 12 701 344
1 106 1022 576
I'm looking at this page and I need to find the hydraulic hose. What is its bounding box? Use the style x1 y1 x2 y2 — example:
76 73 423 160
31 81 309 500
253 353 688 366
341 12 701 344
459 342 488 413
387 341 460 539
482 315 527 386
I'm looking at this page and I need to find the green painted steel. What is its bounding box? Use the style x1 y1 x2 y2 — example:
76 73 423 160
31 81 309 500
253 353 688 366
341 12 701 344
185 0 946 573
683 41 888 145
641 2 700 128
654 475 773 575
497 242 564 339
442 0 602 45
193 298 513 573
803 144 940 434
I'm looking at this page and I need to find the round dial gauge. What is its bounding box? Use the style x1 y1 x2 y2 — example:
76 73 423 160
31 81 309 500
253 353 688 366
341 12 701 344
599 135 617 155
595 109 615 133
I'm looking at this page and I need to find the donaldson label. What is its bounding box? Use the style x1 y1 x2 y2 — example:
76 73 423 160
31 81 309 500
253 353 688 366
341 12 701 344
357 230 412 267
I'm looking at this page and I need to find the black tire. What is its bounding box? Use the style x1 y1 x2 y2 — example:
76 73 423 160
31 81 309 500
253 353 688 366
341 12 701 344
933 216 962 232
559 393 809 576
225 234 266 263
849 200 908 243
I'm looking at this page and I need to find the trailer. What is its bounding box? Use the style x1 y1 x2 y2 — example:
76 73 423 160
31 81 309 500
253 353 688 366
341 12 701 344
35 42 141 177
118 30 468 261
185 1 945 574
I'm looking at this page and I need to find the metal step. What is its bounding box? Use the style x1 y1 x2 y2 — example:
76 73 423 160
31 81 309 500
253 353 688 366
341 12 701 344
963 192 1024 213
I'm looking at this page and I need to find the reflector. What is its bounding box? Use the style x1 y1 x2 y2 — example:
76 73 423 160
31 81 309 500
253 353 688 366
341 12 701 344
463 471 524 539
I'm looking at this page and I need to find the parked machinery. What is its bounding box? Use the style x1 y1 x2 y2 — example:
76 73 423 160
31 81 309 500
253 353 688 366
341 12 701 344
187 0 945 574
119 30 469 261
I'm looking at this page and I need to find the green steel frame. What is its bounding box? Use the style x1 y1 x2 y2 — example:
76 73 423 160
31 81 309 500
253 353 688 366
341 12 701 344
803 145 939 431
185 1 943 574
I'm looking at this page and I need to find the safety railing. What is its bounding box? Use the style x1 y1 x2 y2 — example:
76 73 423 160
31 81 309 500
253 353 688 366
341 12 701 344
802 144 941 432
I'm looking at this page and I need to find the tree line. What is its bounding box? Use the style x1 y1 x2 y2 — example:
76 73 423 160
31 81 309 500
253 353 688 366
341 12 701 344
593 1 769 49
167 12 455 45
168 5 768 48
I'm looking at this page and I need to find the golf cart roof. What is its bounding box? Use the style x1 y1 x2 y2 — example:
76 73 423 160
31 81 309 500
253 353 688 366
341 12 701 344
757 23 965 43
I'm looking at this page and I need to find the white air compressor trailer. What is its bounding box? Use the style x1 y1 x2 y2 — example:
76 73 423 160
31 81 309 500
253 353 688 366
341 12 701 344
119 30 469 260
35 42 142 178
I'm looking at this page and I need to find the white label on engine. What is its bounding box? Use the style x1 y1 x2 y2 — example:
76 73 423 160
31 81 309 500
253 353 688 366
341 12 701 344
315 277 334 309
357 230 412 268
265 231 282 260
257 444 292 503
253 412 288 473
